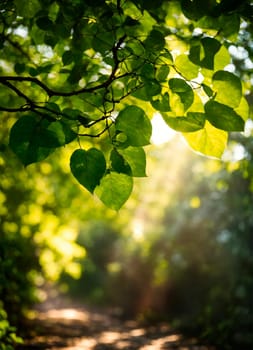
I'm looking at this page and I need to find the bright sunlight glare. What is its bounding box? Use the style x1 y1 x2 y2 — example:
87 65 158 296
151 113 176 145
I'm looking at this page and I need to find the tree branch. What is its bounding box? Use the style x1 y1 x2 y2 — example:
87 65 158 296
0 106 31 112
0 35 128 100
77 123 112 137
0 72 130 98
0 78 34 105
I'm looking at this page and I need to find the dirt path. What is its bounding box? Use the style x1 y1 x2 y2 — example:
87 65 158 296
18 296 215 350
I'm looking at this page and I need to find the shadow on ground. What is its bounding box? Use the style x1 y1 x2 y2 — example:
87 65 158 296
18 299 215 350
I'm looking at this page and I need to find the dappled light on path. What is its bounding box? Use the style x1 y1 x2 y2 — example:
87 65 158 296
19 303 214 350
40 308 89 322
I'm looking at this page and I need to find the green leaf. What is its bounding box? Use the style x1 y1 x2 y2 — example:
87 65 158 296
62 108 80 120
189 37 221 70
143 79 161 97
155 65 170 82
110 149 132 175
92 32 115 54
118 146 147 177
45 102 61 114
181 0 207 20
28 67 39 76
70 148 106 193
14 63 26 74
62 50 74 66
169 78 194 111
131 86 149 101
14 0 41 18
9 115 52 166
235 97 250 122
95 172 133 210
144 29 165 52
38 121 77 148
140 63 155 79
212 70 242 108
183 121 228 158
151 92 171 112
44 32 58 47
175 54 199 80
139 65 161 96
163 112 205 132
213 45 230 71
36 16 54 31
205 100 245 132
219 14 240 41
115 106 152 146
68 64 85 84
202 84 214 97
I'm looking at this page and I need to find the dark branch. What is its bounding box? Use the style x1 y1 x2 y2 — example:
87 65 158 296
0 79 34 104
0 35 128 100
77 123 112 137
0 106 31 112
0 72 130 98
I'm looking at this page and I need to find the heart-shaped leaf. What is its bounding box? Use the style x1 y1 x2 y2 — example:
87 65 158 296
95 172 133 210
70 148 106 193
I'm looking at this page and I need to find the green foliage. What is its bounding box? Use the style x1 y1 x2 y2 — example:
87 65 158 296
70 148 106 194
0 303 23 350
0 0 252 208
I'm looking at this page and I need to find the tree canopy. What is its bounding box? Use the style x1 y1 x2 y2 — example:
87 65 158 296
1 0 253 209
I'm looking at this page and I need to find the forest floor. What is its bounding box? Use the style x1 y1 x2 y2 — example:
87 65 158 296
17 291 215 350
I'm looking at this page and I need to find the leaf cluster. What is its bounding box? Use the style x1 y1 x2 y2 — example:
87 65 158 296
0 0 252 208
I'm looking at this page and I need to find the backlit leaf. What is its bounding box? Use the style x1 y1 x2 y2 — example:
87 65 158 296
212 70 242 108
115 106 152 146
214 45 230 71
155 65 170 82
235 97 250 122
95 172 133 210
219 14 240 42
205 100 245 132
183 121 228 158
175 54 199 80
151 92 171 112
189 37 221 70
118 146 147 177
163 112 205 132
169 78 194 111
110 149 132 175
